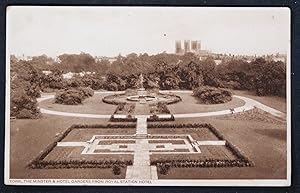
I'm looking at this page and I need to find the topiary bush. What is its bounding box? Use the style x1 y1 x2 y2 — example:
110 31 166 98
193 86 232 104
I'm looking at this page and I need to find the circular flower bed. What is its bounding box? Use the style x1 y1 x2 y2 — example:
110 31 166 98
102 90 181 105
126 95 157 102
193 86 232 104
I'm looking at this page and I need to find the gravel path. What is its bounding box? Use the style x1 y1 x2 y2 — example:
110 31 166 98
37 91 285 119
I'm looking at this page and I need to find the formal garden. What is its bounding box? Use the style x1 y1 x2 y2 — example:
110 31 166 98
9 52 287 180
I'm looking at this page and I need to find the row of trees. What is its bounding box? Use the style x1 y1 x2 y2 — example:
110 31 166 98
102 54 286 97
11 53 286 96
10 52 286 118
216 58 286 96
12 52 286 96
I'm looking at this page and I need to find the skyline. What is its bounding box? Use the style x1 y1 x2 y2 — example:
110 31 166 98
7 6 290 57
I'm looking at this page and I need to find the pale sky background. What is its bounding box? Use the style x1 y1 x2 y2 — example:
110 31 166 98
7 6 290 58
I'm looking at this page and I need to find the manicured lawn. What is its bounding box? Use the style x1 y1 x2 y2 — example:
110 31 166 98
148 128 219 141
39 93 116 114
9 116 127 179
62 128 136 142
233 90 287 113
167 93 245 114
9 90 287 180
45 146 133 162
38 90 286 116
156 116 287 179
151 145 236 161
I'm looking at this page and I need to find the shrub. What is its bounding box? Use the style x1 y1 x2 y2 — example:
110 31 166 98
90 78 104 90
77 87 94 98
193 86 232 104
11 89 41 119
54 87 94 105
66 77 83 88
55 89 84 105
157 102 171 114
158 163 170 175
16 108 39 119
220 80 241 90
40 71 66 90
252 60 286 97
10 60 41 119
112 164 121 175
107 82 119 91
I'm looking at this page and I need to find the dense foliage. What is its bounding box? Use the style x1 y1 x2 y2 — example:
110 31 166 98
193 86 232 104
55 87 94 105
10 60 41 118
12 52 286 100
216 58 286 97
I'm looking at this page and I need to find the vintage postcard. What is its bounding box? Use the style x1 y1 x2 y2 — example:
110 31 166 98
5 6 291 186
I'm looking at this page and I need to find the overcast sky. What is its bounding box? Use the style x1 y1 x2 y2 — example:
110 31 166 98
7 6 290 57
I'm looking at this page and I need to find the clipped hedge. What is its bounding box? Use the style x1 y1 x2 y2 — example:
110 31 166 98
28 126 73 164
152 159 254 174
30 159 132 169
147 115 175 122
193 86 232 104
110 115 137 122
28 124 135 170
147 123 253 165
147 123 213 129
71 123 136 129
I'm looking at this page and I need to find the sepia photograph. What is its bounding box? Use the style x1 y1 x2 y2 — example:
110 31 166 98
5 6 290 186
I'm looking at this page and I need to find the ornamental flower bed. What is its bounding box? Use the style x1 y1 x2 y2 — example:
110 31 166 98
102 94 126 105
147 123 254 169
28 123 136 170
109 103 136 122
113 103 135 115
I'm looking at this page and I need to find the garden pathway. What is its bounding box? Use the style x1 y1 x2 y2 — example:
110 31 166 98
134 103 150 115
37 91 286 119
126 116 158 179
